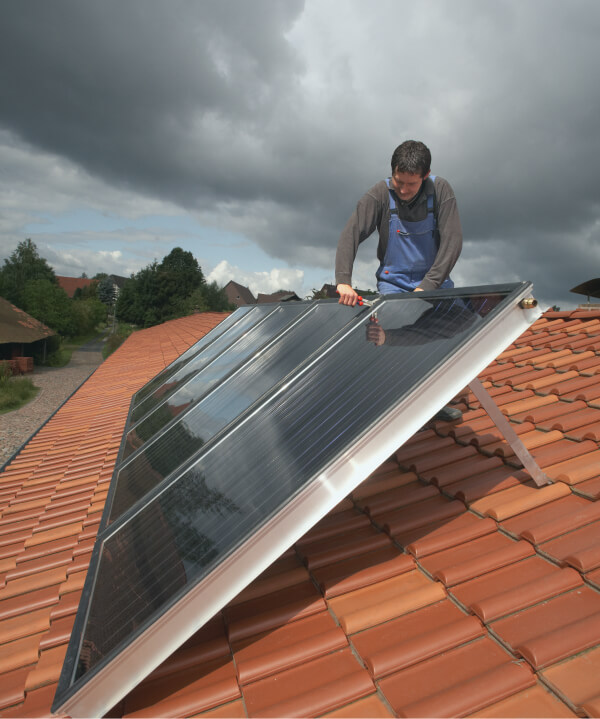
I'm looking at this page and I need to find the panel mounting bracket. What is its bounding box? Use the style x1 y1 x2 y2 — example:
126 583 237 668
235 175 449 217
467 378 551 487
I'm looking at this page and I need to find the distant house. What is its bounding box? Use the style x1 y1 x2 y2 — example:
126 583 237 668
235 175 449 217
570 277 600 310
224 280 256 307
256 290 302 303
317 283 339 299
108 274 128 292
56 276 95 298
0 296 54 367
57 274 129 300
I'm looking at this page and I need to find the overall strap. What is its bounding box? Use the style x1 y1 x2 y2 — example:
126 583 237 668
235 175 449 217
427 174 436 215
385 178 398 215
386 176 436 215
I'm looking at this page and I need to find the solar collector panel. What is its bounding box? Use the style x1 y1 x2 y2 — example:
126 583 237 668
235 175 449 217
54 284 540 718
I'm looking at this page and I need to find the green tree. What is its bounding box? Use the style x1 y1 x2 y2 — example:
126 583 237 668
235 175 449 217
159 247 204 294
97 276 117 306
0 239 57 308
71 298 107 335
73 280 99 301
184 281 234 314
115 248 231 328
22 279 76 336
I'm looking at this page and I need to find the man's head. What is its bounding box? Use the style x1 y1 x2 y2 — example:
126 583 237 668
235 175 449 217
390 140 431 202
391 140 431 177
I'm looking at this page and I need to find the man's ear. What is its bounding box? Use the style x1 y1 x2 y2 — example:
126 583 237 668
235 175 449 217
423 171 431 180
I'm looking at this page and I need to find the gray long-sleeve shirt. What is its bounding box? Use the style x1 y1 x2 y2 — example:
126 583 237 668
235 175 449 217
335 175 463 291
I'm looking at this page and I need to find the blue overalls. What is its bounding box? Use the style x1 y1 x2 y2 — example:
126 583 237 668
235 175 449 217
376 176 454 293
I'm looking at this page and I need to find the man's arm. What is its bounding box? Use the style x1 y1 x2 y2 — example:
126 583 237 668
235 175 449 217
335 183 384 303
418 177 463 290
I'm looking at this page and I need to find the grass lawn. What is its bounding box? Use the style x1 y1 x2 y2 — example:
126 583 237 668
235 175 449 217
0 376 40 414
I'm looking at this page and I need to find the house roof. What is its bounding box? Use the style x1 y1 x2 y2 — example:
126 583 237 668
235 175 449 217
0 297 55 345
55 277 95 299
224 281 256 307
570 278 600 300
107 275 128 289
256 291 301 303
1 306 600 717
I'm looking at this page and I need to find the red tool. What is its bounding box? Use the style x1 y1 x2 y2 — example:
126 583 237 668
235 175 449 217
357 295 375 307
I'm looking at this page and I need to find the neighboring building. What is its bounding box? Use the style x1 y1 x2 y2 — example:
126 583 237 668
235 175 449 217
107 274 128 294
224 280 256 307
223 281 301 306
56 276 95 298
1 306 600 716
571 277 600 310
256 290 302 303
316 283 340 299
57 274 129 300
0 295 54 365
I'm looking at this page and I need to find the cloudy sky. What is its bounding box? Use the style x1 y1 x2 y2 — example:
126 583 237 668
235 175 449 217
1 0 599 308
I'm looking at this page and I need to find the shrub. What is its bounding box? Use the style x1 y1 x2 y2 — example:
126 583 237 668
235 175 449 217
0 375 39 413
103 324 134 359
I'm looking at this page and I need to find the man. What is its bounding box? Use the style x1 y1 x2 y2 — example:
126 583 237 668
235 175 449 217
335 140 462 304
335 140 464 421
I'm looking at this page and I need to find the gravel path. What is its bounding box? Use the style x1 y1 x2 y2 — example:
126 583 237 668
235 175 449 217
0 336 106 468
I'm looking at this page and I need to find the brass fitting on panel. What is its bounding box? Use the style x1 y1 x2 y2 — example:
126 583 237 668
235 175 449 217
519 297 538 309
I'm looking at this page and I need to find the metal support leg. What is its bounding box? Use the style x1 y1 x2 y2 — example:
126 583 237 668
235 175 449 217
468 378 551 487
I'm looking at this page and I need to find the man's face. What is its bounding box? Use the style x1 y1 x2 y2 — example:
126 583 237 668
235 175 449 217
391 170 430 202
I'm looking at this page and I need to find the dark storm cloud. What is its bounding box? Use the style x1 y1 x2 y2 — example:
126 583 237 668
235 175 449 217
1 0 599 309
0 0 307 202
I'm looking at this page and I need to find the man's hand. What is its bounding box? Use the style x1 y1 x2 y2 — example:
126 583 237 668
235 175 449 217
336 283 358 306
414 287 424 292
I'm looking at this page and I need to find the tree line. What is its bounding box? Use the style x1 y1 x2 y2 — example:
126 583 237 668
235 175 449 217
115 246 233 326
0 239 234 342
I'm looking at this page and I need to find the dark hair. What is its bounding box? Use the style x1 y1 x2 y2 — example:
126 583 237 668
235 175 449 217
391 141 431 177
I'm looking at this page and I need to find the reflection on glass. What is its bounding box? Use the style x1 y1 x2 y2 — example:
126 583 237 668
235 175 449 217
364 295 498 348
109 303 362 523
76 469 241 678
131 306 253 407
129 305 276 425
123 304 309 458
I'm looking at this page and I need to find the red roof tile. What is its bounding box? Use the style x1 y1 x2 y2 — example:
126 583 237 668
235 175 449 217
491 586 600 669
450 555 583 621
466 683 577 717
351 599 484 678
328 570 446 634
241 647 374 718
1 306 600 717
378 637 536 718
232 611 347 685
542 645 600 714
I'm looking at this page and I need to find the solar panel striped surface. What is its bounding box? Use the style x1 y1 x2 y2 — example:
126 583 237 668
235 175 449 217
53 283 540 717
